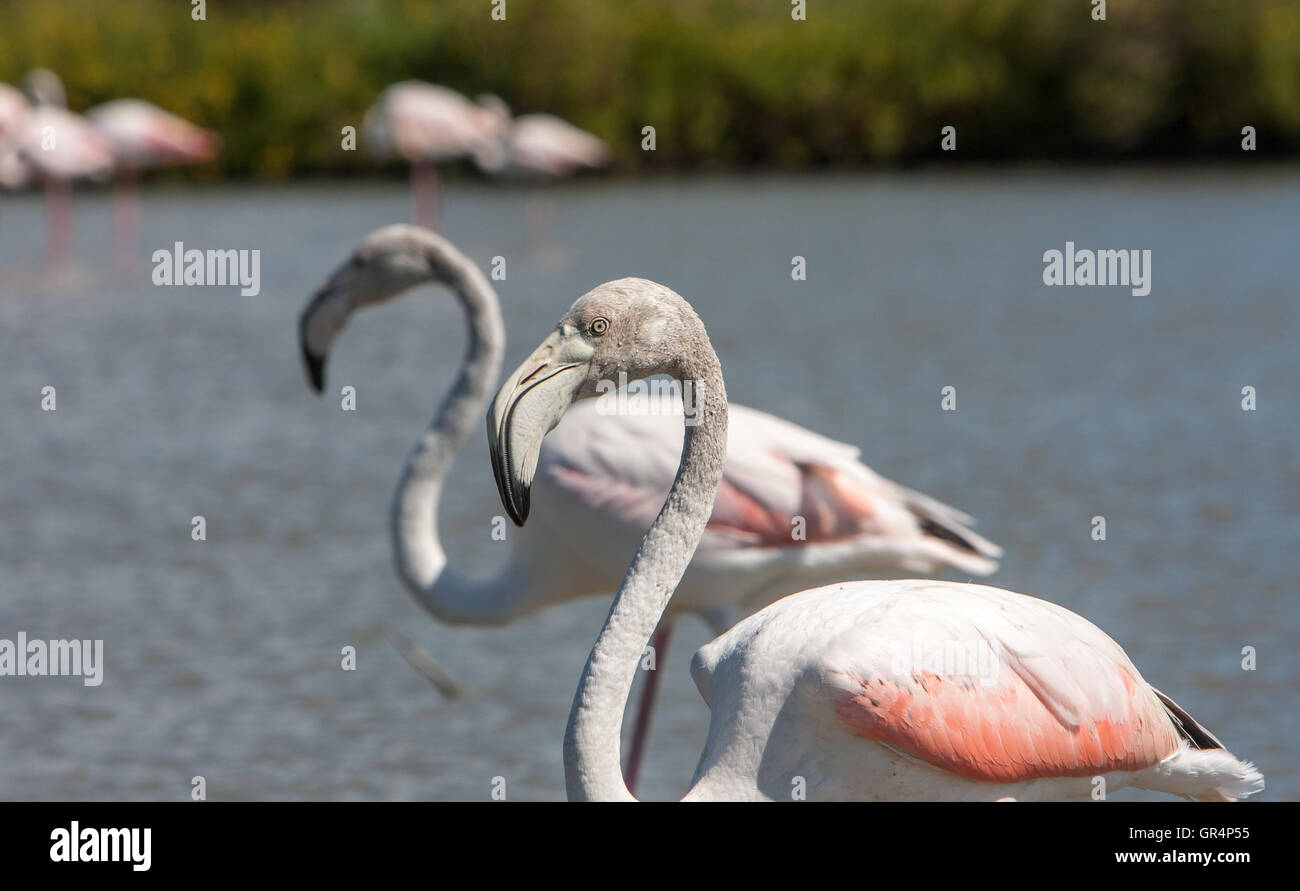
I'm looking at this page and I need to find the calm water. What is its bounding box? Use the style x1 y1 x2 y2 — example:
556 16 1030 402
0 170 1296 801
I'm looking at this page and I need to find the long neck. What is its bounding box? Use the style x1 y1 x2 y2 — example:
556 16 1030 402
389 248 524 625
563 342 729 801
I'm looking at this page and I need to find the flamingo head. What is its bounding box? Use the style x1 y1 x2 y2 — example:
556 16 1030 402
22 68 66 108
487 278 703 525
298 224 457 392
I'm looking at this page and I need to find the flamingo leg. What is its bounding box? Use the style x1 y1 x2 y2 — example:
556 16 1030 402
44 178 72 272
112 170 140 273
411 161 439 230
623 619 673 794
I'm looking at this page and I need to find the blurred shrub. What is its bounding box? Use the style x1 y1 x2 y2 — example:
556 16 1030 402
1 0 1296 179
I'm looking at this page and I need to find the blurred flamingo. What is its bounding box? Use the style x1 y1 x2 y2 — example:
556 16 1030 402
3 71 114 269
476 113 610 179
363 81 508 229
86 99 221 268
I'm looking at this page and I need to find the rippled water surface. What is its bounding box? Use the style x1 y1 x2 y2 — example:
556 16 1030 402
1 170 1296 800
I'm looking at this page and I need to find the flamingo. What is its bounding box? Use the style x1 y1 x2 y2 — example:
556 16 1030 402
486 277 1264 801
86 98 220 269
362 82 509 229
3 71 114 269
474 113 610 180
298 225 1002 791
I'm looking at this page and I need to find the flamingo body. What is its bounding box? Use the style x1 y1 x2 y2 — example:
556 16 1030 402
87 99 220 171
524 396 999 621
363 81 505 165
489 113 609 179
5 105 114 182
685 580 1262 801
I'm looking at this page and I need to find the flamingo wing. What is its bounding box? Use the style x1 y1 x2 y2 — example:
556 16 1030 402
13 107 114 180
367 81 495 163
88 99 219 169
509 114 609 176
820 584 1183 782
537 396 862 550
538 394 996 561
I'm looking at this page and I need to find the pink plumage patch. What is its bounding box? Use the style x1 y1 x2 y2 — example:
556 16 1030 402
708 463 877 546
835 670 1178 783
551 458 880 549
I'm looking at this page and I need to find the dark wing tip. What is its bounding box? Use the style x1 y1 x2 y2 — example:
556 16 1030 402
1152 687 1225 751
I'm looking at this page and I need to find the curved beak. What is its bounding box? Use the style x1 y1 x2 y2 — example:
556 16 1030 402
487 329 592 526
298 307 329 393
297 272 350 394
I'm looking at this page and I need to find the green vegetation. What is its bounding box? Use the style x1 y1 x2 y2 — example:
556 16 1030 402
2 0 1297 179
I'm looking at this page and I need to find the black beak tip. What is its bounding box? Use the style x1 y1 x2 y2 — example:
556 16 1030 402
488 438 530 527
303 348 326 394
512 488 531 527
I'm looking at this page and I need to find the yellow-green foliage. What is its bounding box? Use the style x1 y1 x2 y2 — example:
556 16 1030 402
1 0 1296 179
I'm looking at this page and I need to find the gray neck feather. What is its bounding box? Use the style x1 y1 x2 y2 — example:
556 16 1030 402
563 311 729 801
388 238 527 624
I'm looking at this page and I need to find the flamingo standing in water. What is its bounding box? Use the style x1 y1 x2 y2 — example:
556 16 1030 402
2 71 114 269
86 98 220 269
363 82 508 229
298 225 1002 791
487 277 1264 801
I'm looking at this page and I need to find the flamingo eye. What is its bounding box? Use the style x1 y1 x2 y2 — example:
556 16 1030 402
589 317 609 336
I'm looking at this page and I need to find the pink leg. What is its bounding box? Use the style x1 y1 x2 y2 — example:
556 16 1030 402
112 171 139 273
623 620 673 794
411 161 439 230
44 178 72 272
